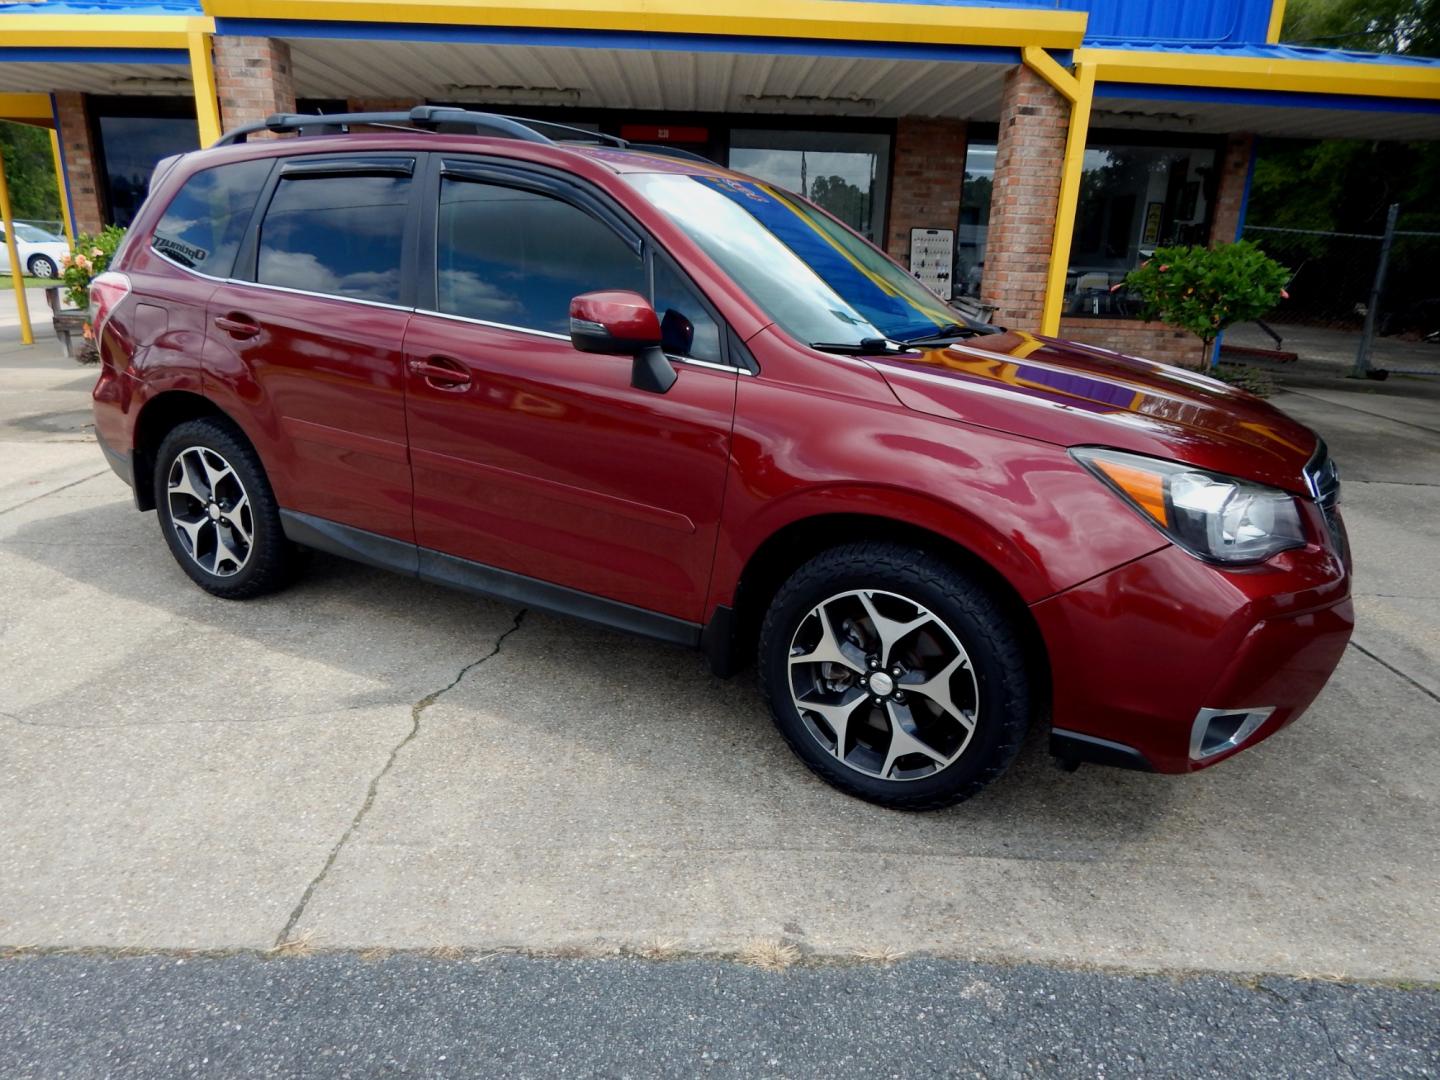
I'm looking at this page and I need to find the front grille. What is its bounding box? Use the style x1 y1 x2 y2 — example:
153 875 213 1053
1303 439 1348 560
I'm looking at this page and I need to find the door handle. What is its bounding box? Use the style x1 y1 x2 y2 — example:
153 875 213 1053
213 313 261 339
408 356 472 389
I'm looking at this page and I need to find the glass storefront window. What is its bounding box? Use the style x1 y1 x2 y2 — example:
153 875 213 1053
728 129 889 243
90 98 200 228
1067 142 1218 317
958 140 995 299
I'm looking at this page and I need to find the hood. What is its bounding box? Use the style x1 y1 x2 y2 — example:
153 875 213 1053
869 330 1318 495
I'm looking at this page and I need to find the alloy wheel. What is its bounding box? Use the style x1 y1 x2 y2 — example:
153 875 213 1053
30 256 58 279
166 446 254 577
788 589 979 781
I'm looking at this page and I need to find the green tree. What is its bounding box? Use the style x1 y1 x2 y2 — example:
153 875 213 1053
1125 242 1292 368
1283 0 1439 56
0 121 61 223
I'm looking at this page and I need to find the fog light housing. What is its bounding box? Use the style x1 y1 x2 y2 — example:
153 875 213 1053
1190 706 1275 761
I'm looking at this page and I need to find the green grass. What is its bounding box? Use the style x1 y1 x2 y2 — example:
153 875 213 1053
0 276 53 290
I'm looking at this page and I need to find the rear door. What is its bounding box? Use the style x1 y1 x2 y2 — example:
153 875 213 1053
201 154 420 541
401 158 739 624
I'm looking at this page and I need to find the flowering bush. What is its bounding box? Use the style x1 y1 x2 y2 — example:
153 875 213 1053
1124 241 1290 369
59 225 126 310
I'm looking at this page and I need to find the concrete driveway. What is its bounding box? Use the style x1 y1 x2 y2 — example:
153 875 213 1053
2 330 1438 983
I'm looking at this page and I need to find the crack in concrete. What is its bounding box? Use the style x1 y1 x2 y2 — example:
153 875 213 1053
1347 639 1440 706
273 609 528 946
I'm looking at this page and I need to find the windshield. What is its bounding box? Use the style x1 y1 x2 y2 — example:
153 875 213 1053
626 172 967 348
14 224 59 243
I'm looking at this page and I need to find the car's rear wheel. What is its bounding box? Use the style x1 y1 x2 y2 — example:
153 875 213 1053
27 255 58 280
153 417 298 599
758 543 1031 810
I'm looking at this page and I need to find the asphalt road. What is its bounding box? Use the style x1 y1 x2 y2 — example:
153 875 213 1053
3 951 1437 1079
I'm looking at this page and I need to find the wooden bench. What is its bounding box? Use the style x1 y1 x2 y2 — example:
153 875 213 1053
45 286 88 359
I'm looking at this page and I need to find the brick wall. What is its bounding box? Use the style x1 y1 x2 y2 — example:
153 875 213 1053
884 117 967 268
1059 317 1209 368
215 37 296 135
980 65 1068 329
1210 132 1255 246
53 92 105 236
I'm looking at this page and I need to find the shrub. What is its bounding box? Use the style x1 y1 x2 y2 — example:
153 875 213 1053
1124 241 1290 369
59 225 126 310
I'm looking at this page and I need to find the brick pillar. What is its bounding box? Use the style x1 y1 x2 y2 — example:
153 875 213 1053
215 37 296 135
1210 132 1255 246
980 65 1069 329
53 92 105 236
885 117 968 267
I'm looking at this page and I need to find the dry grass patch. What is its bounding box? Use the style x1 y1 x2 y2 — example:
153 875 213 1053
268 931 316 957
635 938 683 961
737 939 801 971
854 946 907 965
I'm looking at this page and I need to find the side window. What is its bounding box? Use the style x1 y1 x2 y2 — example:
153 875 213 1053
653 258 724 365
257 173 410 304
437 178 645 335
150 159 272 277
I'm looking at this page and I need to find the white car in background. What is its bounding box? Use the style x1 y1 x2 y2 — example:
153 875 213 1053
0 223 70 280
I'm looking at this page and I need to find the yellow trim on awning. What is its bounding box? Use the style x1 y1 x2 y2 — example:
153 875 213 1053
0 93 56 126
0 15 215 50
199 0 1086 49
1080 46 1440 101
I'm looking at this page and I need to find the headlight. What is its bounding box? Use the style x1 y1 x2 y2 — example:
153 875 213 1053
1072 447 1307 565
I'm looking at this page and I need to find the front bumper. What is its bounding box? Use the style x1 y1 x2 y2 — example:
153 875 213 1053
1032 529 1353 774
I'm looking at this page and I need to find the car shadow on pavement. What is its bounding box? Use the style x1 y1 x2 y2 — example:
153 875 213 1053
8 491 1209 854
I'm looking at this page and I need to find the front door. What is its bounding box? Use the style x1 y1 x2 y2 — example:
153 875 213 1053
403 164 737 623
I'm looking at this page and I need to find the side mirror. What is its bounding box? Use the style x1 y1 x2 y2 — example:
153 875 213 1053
569 290 677 394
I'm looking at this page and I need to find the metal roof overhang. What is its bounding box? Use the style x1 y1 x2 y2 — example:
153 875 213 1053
0 16 208 95
1081 45 1440 141
262 29 1022 118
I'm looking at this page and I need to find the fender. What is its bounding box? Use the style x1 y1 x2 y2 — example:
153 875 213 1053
708 359 1168 616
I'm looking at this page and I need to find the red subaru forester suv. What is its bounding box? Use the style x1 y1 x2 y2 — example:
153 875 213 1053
90 107 1352 809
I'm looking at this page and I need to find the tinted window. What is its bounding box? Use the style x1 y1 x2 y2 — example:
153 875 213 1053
437 179 644 334
150 159 272 277
258 173 411 304
653 258 723 365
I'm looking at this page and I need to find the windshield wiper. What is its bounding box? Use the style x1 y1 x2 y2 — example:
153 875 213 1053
808 338 904 356
898 322 984 346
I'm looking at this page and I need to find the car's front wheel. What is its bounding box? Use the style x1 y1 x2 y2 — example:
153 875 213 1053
153 417 299 599
28 255 58 280
758 543 1032 810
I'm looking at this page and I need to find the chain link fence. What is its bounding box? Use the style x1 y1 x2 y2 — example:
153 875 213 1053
1239 209 1440 377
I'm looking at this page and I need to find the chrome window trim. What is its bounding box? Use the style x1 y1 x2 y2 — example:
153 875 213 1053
224 276 415 313
415 308 571 341
414 310 751 373
153 247 415 313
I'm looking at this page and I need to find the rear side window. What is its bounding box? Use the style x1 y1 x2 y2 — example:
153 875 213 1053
149 159 272 277
436 178 645 335
257 173 411 305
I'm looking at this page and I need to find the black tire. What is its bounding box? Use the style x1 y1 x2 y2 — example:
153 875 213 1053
153 417 299 600
28 255 58 280
758 543 1031 810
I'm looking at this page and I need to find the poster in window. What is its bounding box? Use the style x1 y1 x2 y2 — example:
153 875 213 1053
909 228 954 300
1141 202 1165 246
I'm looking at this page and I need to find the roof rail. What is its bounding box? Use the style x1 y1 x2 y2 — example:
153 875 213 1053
211 105 556 147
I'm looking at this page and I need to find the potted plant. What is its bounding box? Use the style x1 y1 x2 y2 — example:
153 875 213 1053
1123 240 1290 386
54 225 126 363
